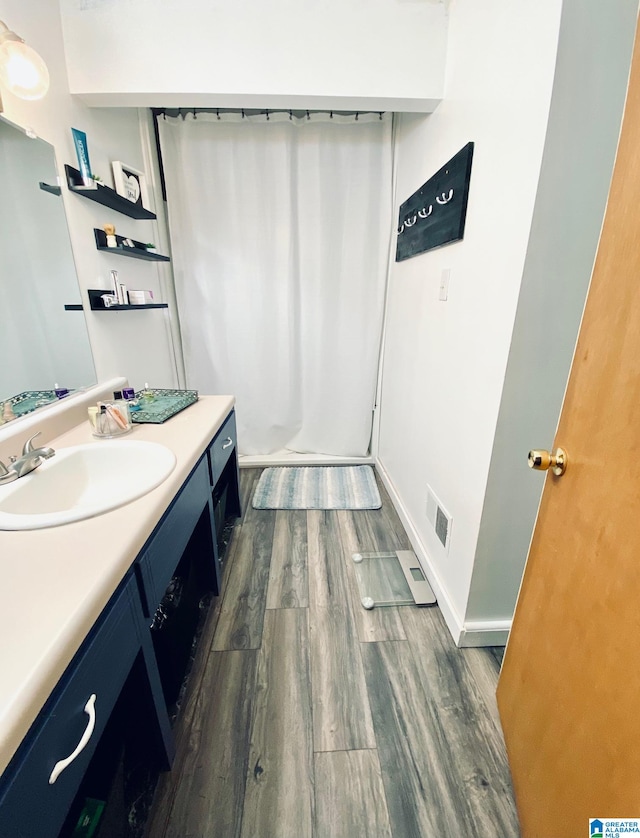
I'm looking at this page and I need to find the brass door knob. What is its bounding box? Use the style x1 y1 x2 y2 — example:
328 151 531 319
528 447 567 476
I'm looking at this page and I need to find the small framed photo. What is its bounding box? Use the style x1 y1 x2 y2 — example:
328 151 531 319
112 161 151 210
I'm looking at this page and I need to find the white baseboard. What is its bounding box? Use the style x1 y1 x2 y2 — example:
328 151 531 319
457 621 511 647
374 459 511 648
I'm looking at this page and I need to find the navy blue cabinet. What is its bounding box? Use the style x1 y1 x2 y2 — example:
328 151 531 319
0 409 240 838
138 412 241 712
0 576 171 838
207 411 242 572
137 457 212 615
208 410 237 485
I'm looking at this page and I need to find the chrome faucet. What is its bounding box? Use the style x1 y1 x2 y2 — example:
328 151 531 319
0 432 56 485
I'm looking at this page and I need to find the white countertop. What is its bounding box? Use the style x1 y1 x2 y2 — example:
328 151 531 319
0 394 234 776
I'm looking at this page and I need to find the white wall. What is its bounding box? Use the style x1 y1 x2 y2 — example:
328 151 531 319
466 0 638 623
377 0 563 640
58 0 447 112
0 0 179 392
378 0 638 645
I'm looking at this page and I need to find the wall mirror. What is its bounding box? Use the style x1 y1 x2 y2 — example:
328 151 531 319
0 115 96 420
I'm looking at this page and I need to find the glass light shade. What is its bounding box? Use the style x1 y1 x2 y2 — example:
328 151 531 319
0 39 49 100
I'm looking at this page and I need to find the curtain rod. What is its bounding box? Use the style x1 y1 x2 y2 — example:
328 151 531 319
151 107 385 121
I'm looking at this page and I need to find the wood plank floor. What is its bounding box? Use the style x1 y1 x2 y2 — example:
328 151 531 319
146 468 520 838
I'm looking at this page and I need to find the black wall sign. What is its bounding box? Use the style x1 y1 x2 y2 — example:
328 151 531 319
396 142 474 262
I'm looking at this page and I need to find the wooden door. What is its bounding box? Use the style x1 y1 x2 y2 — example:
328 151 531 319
496 21 640 838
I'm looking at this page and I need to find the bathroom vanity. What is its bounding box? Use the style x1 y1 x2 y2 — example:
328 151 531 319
0 393 240 837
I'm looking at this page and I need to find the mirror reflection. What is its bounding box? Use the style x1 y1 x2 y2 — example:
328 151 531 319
0 116 96 420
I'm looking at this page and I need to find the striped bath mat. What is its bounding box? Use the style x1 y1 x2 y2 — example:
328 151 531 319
252 466 382 510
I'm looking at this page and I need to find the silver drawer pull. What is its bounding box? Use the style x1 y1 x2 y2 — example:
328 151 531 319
222 437 233 449
49 693 97 785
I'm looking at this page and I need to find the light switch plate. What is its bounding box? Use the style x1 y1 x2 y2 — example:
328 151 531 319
439 268 450 301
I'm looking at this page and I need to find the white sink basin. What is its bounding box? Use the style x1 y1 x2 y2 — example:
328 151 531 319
0 441 177 530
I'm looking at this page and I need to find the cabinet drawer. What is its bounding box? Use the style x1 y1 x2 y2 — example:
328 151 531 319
137 457 210 615
0 576 141 838
208 411 237 487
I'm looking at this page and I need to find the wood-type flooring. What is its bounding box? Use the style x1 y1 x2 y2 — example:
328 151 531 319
146 468 520 838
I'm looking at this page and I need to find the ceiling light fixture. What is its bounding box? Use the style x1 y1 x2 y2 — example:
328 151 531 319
0 20 50 112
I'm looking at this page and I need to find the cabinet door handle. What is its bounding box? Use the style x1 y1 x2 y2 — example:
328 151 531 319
222 437 233 449
49 694 97 785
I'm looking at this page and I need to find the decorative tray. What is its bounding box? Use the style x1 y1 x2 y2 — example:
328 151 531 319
131 388 198 424
4 390 60 418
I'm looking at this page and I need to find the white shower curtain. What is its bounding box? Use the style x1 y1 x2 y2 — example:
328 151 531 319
158 111 392 456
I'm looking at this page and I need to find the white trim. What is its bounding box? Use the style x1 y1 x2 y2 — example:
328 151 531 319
375 458 465 645
138 108 186 389
370 113 400 459
458 621 511 648
77 92 443 113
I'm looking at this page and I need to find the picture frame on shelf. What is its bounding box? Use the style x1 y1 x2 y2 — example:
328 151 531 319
112 161 151 210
